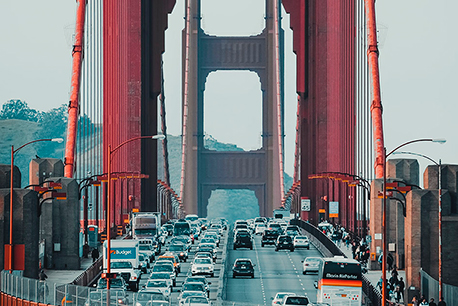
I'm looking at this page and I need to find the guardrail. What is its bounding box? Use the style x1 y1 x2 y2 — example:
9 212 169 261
72 257 102 286
291 219 382 306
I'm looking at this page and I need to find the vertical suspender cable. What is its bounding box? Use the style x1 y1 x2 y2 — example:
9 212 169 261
293 95 301 183
274 0 285 199
64 0 87 178
364 0 384 178
160 58 171 187
180 0 192 201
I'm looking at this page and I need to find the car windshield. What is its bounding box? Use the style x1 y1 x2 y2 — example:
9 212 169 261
285 297 309 305
185 277 206 284
140 245 151 250
181 292 206 299
306 258 321 264
183 283 203 291
136 292 166 301
236 260 252 266
279 236 291 242
153 265 173 272
169 245 185 251
296 236 307 240
97 278 124 289
110 261 132 269
237 233 250 238
194 258 212 264
147 280 167 287
150 273 170 280
186 296 208 303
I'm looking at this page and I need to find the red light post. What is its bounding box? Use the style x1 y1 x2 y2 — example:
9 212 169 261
106 134 164 289
5 138 63 272
382 138 445 304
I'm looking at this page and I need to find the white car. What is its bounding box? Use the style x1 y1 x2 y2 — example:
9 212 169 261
177 291 207 306
272 292 295 306
281 295 309 305
255 224 267 235
182 296 211 306
191 257 215 277
302 257 322 274
142 280 171 299
293 236 310 249
151 263 176 286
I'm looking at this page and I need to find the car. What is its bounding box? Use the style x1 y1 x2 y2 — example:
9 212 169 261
134 290 169 306
182 296 211 306
177 291 207 306
232 258 255 278
209 223 223 235
255 223 267 235
191 257 214 277
162 224 174 236
142 280 171 299
184 276 212 298
281 295 310 305
271 292 295 306
171 236 192 251
139 239 156 262
261 229 279 247
95 275 127 290
302 257 322 274
84 290 128 306
267 223 283 234
293 236 310 249
149 272 174 289
157 253 181 273
195 251 216 262
234 223 249 235
181 282 207 298
203 232 220 245
275 235 295 252
151 263 176 286
138 253 150 273
168 243 189 262
233 231 253 250
197 243 217 259
200 237 218 247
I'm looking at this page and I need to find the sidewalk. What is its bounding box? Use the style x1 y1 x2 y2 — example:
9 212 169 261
336 241 407 304
44 256 97 284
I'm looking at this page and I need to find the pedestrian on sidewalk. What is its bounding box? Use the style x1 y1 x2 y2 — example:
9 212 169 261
38 269 48 281
438 297 446 306
91 247 99 262
398 277 405 302
412 296 419 306
387 252 394 271
429 298 437 306
376 275 383 292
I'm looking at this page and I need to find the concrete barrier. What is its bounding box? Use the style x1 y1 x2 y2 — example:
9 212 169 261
216 230 230 302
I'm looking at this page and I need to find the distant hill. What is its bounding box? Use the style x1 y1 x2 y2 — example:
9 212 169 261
0 118 292 221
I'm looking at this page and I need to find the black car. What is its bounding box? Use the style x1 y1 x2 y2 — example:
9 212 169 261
168 243 188 262
275 235 295 252
234 232 253 250
232 258 255 278
261 229 279 247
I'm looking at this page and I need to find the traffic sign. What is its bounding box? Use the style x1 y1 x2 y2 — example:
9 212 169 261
301 198 311 211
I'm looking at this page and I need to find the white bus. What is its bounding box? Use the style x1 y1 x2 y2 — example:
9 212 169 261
317 256 362 305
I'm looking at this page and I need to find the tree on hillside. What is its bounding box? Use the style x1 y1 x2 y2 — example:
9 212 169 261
34 104 68 157
0 99 41 122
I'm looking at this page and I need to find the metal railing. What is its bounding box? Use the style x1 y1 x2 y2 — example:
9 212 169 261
420 269 458 303
291 219 382 306
72 257 102 286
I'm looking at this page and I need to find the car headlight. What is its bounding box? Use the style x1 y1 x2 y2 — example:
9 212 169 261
136 303 142 306
180 252 184 256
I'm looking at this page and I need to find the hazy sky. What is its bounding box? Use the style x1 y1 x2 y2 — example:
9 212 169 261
0 0 456 180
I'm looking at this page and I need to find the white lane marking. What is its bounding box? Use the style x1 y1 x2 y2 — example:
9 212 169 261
254 235 267 306
287 252 306 292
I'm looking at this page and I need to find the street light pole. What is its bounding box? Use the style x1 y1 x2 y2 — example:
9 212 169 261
382 138 445 304
7 138 63 272
106 134 165 289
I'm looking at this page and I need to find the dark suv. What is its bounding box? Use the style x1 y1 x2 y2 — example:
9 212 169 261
261 229 279 247
232 258 255 278
234 232 253 250
275 235 295 252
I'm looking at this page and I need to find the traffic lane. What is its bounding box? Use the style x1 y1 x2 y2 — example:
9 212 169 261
138 232 226 302
225 233 322 305
226 241 264 304
254 235 320 303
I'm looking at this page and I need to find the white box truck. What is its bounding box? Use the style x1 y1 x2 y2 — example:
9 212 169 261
103 239 142 291
131 212 162 254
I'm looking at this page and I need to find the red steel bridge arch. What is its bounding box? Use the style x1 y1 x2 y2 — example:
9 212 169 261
104 0 356 228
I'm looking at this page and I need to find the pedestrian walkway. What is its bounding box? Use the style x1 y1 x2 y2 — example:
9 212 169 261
336 241 406 304
45 256 98 284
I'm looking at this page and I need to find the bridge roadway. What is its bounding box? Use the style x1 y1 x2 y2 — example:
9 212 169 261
225 231 321 305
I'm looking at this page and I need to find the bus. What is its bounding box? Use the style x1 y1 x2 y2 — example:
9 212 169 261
317 256 362 305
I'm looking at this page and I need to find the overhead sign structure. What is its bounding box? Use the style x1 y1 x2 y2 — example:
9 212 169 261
301 198 311 211
329 201 339 218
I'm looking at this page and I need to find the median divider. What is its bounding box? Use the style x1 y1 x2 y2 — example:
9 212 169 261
216 230 230 302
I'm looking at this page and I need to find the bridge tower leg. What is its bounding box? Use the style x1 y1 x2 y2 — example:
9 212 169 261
182 0 283 217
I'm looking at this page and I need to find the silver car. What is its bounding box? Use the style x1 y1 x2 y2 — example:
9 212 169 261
302 257 322 274
293 236 310 249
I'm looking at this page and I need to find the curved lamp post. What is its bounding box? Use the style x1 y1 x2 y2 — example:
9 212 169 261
392 150 443 298
6 138 64 272
106 134 165 289
382 138 445 303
